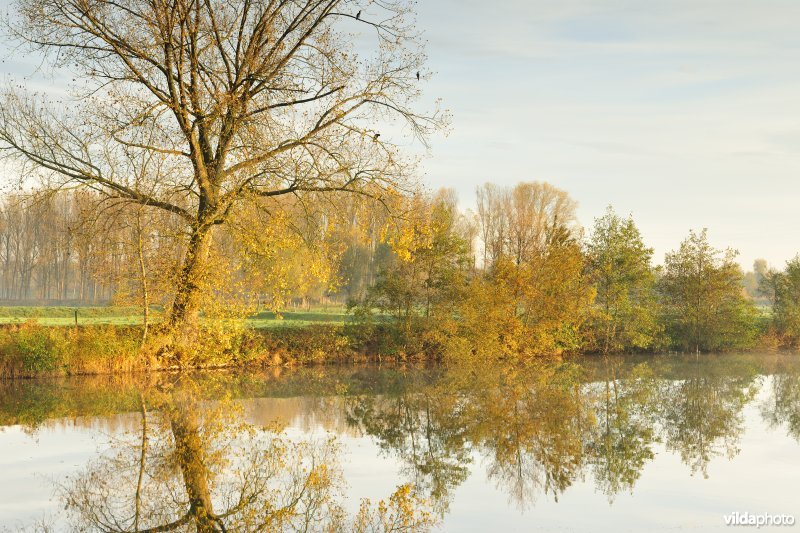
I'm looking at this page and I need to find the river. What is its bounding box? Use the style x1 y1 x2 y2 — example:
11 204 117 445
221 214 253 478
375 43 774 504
1 353 799 531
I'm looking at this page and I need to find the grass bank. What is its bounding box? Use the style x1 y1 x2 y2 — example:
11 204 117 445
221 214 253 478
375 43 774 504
0 320 413 379
0 305 425 379
0 305 352 328
0 322 142 378
2 305 784 380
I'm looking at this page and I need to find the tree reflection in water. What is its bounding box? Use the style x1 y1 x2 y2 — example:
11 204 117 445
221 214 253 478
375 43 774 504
62 377 437 532
585 360 658 502
469 364 591 510
345 355 766 511
760 357 800 442
4 354 798 530
656 357 759 477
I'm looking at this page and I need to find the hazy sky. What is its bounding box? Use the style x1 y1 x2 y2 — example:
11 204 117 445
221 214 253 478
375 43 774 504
1 1 799 269
411 0 800 269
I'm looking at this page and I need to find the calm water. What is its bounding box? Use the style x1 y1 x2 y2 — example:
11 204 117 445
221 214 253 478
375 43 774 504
1 353 800 531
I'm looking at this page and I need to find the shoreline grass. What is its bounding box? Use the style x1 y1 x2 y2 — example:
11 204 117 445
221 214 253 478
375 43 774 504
0 306 791 381
0 320 391 380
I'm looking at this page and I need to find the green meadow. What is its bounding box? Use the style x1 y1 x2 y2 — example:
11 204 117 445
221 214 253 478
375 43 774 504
0 306 352 328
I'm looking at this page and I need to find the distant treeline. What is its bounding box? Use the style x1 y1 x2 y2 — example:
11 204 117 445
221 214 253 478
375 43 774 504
0 191 114 302
0 190 371 308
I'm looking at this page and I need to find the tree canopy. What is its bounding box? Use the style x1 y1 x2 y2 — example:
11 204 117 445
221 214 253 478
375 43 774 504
658 229 758 352
585 207 660 354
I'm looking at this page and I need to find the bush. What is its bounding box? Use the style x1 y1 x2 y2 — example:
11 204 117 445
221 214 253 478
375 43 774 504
66 325 141 374
254 325 356 365
0 322 141 377
15 325 62 373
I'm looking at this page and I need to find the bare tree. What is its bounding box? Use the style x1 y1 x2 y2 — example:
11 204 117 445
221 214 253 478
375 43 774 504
0 0 444 341
505 181 577 265
475 181 578 269
475 183 507 269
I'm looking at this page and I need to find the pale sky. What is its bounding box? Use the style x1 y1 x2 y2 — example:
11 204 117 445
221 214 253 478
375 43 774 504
2 1 799 270
412 0 800 270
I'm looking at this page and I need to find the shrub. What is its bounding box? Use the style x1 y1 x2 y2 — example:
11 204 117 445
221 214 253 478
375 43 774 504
249 325 357 366
15 325 62 373
66 326 141 374
0 323 142 377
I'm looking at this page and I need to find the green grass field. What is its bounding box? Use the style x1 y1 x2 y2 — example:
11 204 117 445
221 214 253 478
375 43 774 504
0 305 353 328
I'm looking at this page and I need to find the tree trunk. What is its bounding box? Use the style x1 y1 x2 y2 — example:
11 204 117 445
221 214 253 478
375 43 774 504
135 212 150 343
169 395 220 532
167 225 215 337
134 394 148 532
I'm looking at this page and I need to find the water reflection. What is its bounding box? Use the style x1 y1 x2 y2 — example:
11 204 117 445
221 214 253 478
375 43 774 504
2 354 800 530
760 358 800 442
656 358 759 477
59 378 437 532
340 355 783 510
344 386 472 514
586 361 658 501
466 364 590 509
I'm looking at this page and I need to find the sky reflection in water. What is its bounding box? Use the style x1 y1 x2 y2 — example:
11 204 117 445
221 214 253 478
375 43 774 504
1 353 800 531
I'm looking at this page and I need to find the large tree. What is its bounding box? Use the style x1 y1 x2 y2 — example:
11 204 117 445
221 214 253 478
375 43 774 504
585 207 659 354
658 229 758 352
0 0 443 339
474 181 578 270
765 255 800 346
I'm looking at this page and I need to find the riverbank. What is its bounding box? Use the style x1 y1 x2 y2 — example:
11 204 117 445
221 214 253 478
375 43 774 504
0 321 416 379
0 315 790 379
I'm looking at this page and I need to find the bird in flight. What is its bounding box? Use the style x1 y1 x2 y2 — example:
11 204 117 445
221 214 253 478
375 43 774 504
356 10 361 20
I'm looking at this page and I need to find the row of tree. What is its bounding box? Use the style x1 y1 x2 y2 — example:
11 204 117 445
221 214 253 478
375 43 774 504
2 179 797 355
1 0 790 361
355 181 799 356
0 192 110 302
0 187 397 310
